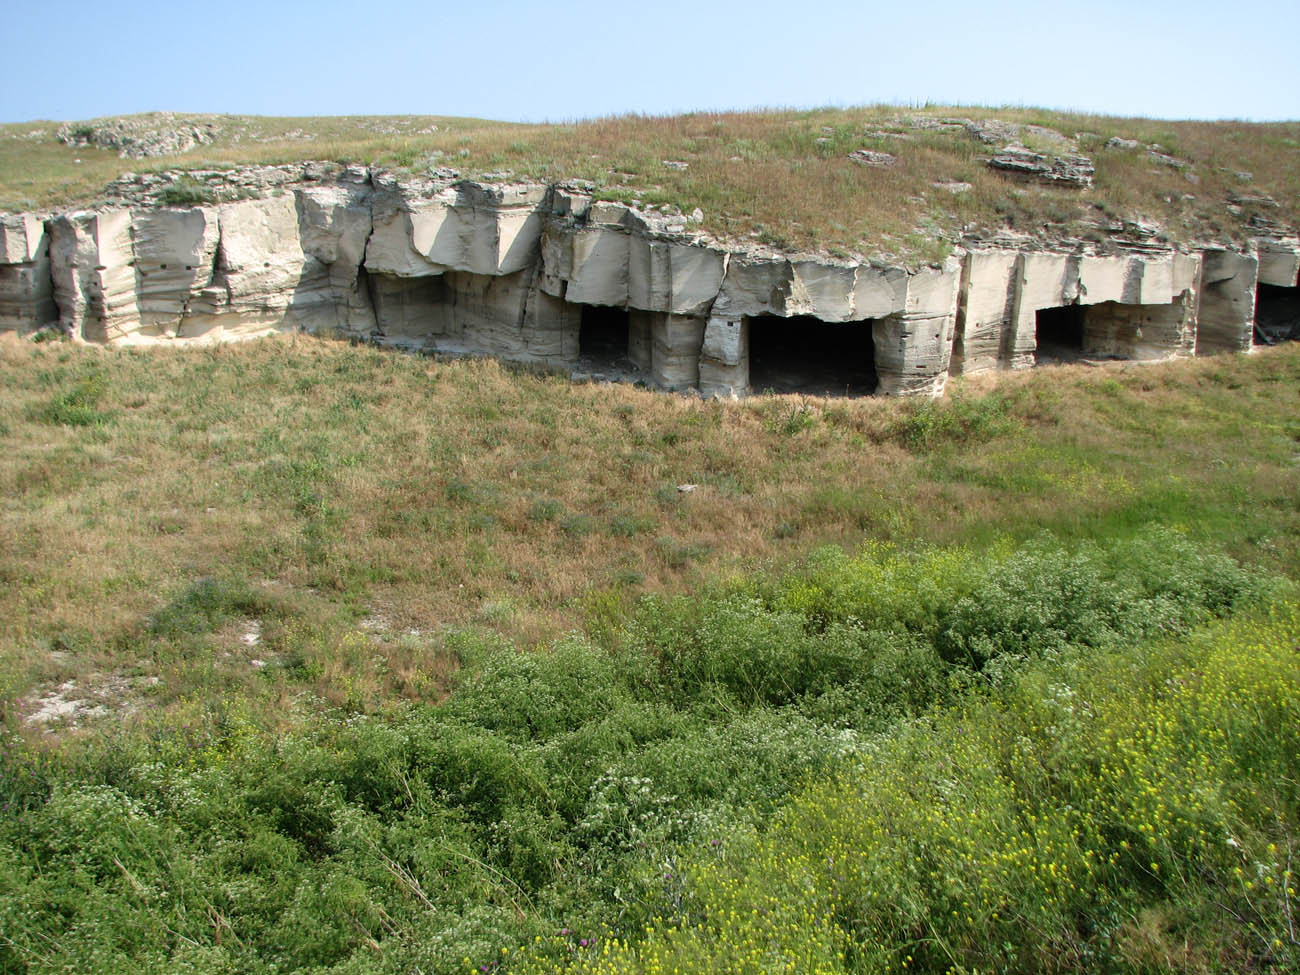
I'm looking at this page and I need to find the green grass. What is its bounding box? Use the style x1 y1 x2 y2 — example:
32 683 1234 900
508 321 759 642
2 107 1296 263
1 334 1298 973
0 526 1281 974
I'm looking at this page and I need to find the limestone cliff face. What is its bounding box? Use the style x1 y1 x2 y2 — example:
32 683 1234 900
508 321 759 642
2 164 1297 397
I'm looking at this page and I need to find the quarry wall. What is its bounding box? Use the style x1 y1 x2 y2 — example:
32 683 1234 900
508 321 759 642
2 165 1297 397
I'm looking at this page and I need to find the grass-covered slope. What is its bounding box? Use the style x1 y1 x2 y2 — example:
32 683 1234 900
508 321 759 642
1 338 1298 729
2 107 1297 262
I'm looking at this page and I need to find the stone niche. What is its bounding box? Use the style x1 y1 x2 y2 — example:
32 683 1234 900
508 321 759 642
368 268 580 365
954 250 1199 372
746 314 878 396
1034 297 1195 363
578 303 631 364
1253 242 1300 344
1254 283 1300 344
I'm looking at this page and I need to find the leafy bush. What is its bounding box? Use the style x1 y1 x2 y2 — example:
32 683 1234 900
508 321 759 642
938 528 1263 669
519 603 1300 975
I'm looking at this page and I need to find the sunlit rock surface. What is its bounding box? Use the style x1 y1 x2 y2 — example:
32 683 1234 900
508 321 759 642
2 164 1297 397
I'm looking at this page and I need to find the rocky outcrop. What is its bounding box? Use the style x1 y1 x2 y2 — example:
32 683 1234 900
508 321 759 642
952 249 1202 372
988 146 1095 187
1 164 1296 398
56 114 221 159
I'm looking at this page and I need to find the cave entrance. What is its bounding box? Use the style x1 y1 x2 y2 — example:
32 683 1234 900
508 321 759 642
1034 304 1087 364
1254 283 1300 345
748 315 877 396
578 304 631 365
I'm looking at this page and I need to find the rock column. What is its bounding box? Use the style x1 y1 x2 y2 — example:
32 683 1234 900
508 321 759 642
0 214 56 333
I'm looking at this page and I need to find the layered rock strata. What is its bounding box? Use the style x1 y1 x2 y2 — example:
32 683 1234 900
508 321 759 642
2 166 1297 398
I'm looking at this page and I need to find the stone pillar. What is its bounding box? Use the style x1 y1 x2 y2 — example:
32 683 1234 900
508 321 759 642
651 314 706 390
48 209 138 343
698 316 748 397
873 263 962 396
0 214 56 333
1196 249 1258 354
952 250 1017 376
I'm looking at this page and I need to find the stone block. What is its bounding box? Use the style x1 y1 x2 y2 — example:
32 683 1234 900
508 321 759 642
1197 249 1258 354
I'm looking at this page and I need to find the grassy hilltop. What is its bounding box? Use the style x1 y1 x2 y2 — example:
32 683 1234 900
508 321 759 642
3 107 1299 262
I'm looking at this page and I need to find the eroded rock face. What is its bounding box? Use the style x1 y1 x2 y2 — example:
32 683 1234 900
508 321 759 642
0 214 56 332
2 163 1296 397
988 146 1095 188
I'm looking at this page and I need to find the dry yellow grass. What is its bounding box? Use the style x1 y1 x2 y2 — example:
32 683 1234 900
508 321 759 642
1 106 1295 263
1 332 1297 737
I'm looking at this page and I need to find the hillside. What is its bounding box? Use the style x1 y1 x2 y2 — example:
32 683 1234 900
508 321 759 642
0 335 1297 972
2 336 1297 731
3 107 1298 263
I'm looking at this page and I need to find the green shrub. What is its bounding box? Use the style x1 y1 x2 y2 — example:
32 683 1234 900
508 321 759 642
157 177 216 207
892 389 1019 450
516 603 1300 975
147 576 276 638
444 635 643 741
937 527 1264 669
0 532 1273 975
35 374 115 427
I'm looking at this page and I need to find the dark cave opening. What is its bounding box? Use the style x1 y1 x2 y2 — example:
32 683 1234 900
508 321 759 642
748 315 877 396
578 304 630 363
1254 283 1300 345
1034 304 1087 364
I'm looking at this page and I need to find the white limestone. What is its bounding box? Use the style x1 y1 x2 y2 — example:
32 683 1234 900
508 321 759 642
1006 253 1076 369
1257 239 1300 288
699 317 749 397
4 165 1294 398
0 214 55 331
952 251 1017 375
1198 249 1259 354
874 261 963 396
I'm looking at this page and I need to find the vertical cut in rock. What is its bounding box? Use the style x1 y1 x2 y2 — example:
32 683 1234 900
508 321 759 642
747 314 878 396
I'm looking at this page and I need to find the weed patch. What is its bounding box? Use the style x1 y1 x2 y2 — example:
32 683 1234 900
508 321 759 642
0 533 1280 974
33 374 115 428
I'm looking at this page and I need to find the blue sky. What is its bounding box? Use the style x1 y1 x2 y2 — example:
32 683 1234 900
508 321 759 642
6 0 1298 123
